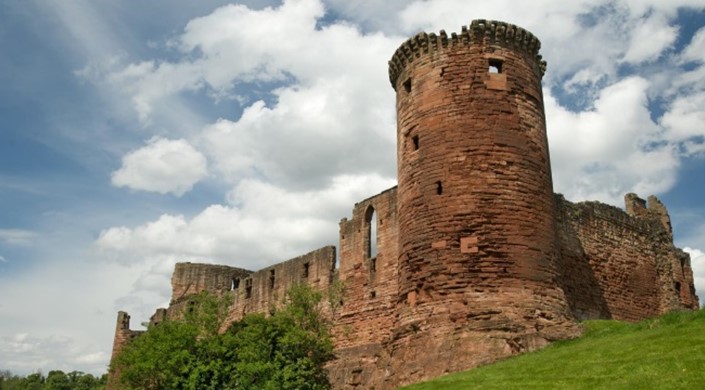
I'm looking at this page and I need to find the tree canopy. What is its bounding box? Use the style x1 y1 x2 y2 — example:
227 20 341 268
110 284 334 390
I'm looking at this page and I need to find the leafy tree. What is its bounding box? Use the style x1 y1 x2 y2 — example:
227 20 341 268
21 373 43 390
111 285 334 390
44 371 70 390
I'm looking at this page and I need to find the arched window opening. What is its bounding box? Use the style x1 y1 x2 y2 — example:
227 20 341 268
245 279 252 299
365 206 378 260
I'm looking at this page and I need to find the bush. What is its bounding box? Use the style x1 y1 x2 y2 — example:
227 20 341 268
111 285 334 390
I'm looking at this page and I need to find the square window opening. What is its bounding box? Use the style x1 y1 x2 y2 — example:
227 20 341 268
489 59 503 74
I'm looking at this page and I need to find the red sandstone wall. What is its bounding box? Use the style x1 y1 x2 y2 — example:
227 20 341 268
328 188 399 388
387 20 577 387
171 262 252 303
556 193 699 322
226 246 336 323
106 312 144 390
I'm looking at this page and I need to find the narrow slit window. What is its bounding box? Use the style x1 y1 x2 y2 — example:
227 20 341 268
412 135 419 151
489 59 503 74
303 262 310 279
365 206 378 259
436 181 443 195
245 279 252 298
403 78 412 93
269 269 275 290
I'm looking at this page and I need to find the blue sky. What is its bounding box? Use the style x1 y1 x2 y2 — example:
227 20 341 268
1 0 705 375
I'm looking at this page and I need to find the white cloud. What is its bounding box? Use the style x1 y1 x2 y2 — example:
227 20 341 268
0 333 107 374
97 174 395 269
683 247 705 304
0 229 38 246
0 255 141 375
660 92 705 154
681 26 705 63
546 77 679 204
111 137 208 196
621 13 677 64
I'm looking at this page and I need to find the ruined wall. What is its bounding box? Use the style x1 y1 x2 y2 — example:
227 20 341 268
171 262 252 303
166 263 252 320
328 187 399 388
386 19 578 387
106 312 144 389
225 246 337 323
557 193 699 322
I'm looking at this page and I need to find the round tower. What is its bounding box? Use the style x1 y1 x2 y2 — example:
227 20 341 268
388 20 576 378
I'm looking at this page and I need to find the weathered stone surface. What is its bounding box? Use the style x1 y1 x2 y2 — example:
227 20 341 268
108 19 699 390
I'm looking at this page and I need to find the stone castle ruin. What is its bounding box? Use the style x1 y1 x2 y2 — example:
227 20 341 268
109 20 699 389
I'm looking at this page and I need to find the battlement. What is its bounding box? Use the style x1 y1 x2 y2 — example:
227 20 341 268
389 19 545 88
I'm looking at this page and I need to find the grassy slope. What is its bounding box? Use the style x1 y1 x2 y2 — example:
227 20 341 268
402 309 705 389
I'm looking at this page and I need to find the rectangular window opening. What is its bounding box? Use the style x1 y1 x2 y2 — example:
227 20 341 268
489 59 503 74
436 181 443 195
412 135 419 150
269 269 275 290
303 262 310 279
231 277 240 290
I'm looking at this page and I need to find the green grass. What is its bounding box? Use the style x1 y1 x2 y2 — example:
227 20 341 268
401 309 705 389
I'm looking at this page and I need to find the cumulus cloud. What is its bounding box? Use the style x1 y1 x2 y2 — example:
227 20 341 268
0 333 107 374
98 174 395 269
0 229 38 246
546 77 679 203
111 137 208 196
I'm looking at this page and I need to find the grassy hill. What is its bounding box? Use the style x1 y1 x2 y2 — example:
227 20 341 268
401 309 705 389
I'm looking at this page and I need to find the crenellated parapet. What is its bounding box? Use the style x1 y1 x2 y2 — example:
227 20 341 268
388 19 545 88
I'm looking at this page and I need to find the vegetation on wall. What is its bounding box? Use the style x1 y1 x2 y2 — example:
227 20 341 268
110 284 334 390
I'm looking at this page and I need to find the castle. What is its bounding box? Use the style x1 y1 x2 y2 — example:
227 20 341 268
109 20 699 389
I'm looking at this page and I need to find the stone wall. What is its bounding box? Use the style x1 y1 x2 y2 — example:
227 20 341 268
557 193 699 321
328 187 399 388
226 246 337 323
171 262 252 303
106 312 144 389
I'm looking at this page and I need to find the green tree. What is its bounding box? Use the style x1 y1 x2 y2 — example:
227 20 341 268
111 285 334 390
44 371 70 390
18 372 43 390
